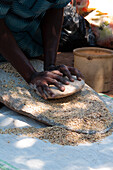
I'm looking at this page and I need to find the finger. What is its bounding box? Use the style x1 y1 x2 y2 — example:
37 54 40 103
74 70 82 81
68 67 84 81
77 70 84 80
61 67 74 82
48 79 65 92
42 85 55 98
47 71 68 84
78 70 85 80
37 86 47 100
53 74 69 85
51 70 63 76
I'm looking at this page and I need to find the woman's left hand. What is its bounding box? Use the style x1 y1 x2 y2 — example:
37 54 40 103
46 64 84 82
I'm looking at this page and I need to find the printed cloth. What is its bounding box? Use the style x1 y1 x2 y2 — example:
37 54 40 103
0 0 71 61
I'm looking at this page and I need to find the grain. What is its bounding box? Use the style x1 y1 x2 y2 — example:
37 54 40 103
0 126 112 146
0 60 113 137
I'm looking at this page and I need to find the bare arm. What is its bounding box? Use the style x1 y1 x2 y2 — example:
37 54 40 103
41 8 83 81
0 19 36 83
42 8 64 70
0 9 83 99
0 18 66 99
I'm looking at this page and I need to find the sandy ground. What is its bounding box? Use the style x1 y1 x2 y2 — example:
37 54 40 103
0 94 113 170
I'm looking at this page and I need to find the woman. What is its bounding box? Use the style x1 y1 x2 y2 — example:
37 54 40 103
0 0 83 99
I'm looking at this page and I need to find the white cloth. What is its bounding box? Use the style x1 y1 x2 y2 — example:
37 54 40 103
0 94 113 170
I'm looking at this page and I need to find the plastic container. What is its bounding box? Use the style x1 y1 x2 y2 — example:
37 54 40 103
73 47 113 92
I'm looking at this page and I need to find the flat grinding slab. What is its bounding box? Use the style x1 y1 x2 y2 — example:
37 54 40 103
0 60 113 134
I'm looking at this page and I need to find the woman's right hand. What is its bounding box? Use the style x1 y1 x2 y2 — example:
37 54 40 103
29 70 69 99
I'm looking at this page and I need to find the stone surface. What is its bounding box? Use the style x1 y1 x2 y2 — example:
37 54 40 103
37 76 85 99
0 60 113 133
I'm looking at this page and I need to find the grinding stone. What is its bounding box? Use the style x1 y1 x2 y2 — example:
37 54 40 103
31 76 85 99
0 60 113 133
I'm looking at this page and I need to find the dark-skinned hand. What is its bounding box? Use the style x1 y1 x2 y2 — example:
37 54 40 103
47 64 84 81
30 65 84 99
29 70 69 99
